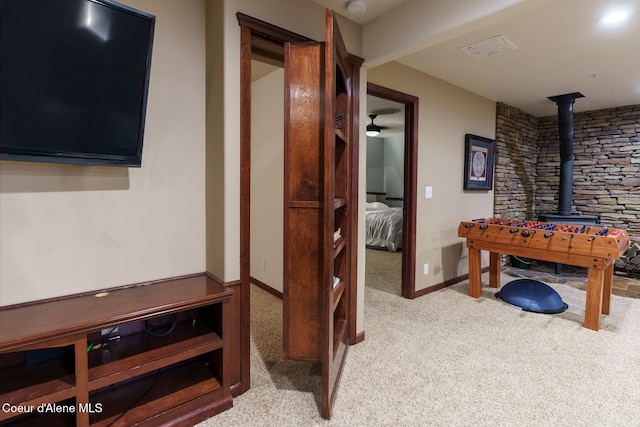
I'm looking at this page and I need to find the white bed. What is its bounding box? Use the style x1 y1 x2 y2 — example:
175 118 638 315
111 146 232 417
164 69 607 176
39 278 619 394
365 202 403 252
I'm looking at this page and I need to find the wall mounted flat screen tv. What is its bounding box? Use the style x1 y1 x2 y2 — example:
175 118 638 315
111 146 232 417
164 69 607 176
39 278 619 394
0 0 155 167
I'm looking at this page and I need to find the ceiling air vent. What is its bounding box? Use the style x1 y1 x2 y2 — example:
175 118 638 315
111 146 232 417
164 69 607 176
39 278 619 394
461 34 517 60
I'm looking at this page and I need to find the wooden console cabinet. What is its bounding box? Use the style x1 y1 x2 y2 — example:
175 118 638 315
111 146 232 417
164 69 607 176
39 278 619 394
0 274 233 426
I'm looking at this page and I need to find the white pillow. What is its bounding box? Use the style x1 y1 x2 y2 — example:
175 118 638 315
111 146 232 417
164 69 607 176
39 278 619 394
366 202 389 211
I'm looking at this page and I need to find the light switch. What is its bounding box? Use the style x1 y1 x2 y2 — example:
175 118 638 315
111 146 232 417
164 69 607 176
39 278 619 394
425 186 433 199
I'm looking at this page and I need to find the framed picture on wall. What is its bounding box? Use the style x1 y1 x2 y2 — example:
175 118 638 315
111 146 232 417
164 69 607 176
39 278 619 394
463 134 494 191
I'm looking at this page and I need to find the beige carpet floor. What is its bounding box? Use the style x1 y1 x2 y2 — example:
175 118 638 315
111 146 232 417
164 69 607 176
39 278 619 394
198 249 640 426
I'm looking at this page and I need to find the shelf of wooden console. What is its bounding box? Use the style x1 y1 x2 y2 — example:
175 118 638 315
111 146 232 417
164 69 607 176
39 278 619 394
0 356 76 415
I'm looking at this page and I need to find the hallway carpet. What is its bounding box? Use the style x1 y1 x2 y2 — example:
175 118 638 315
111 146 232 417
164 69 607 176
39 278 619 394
198 252 640 426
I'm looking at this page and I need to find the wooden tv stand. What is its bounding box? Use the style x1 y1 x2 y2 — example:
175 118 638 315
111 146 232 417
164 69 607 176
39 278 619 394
0 274 234 426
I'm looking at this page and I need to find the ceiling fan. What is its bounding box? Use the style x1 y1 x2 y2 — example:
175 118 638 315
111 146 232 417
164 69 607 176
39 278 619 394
366 114 385 137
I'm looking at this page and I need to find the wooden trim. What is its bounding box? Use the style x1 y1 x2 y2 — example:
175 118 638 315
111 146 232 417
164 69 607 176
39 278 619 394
237 13 313 44
204 271 241 288
367 83 419 299
353 331 365 344
238 24 253 394
347 56 362 347
412 267 491 299
250 277 284 300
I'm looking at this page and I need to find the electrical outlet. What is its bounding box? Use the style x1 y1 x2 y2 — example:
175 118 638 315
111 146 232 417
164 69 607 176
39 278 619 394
424 263 429 275
261 259 266 270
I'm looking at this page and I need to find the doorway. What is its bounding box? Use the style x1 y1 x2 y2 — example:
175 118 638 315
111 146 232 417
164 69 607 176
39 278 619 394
366 83 418 299
249 42 285 299
237 13 314 394
237 13 361 417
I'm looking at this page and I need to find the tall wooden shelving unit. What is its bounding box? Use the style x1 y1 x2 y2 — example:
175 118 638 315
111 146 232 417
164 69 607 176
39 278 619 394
322 11 351 419
283 9 356 419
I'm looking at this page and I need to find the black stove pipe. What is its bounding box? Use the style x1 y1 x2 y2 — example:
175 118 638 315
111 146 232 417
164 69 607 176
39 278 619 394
547 92 584 216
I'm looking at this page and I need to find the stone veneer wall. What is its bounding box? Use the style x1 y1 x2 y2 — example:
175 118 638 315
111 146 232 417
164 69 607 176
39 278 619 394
494 103 540 219
495 103 640 236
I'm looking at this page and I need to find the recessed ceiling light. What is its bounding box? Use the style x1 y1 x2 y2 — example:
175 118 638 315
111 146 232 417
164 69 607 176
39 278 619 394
600 8 632 25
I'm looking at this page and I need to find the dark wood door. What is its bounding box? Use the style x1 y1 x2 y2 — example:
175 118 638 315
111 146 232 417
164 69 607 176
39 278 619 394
282 9 353 419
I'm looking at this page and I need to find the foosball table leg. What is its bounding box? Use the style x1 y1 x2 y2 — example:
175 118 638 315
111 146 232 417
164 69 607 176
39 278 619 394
602 262 614 315
468 247 482 298
489 252 500 288
584 267 605 331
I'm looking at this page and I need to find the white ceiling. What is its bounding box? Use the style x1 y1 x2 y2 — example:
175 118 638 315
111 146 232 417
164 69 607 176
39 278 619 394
313 0 640 117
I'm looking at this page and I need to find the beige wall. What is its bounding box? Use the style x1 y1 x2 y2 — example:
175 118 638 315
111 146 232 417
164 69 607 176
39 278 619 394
0 0 207 306
205 0 226 278
367 62 496 291
250 69 285 292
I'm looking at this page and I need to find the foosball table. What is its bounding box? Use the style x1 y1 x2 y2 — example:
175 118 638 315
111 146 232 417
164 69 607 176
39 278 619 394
458 217 631 331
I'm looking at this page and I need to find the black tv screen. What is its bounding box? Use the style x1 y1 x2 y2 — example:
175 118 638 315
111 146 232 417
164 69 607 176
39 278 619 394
0 0 155 167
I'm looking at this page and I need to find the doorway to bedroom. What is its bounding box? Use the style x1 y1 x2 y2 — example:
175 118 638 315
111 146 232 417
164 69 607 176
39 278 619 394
366 83 418 299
